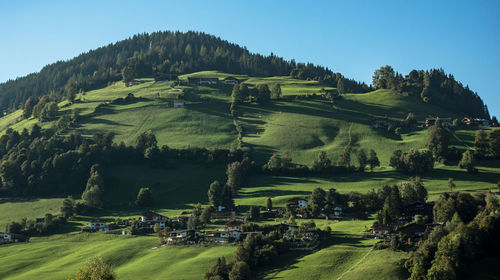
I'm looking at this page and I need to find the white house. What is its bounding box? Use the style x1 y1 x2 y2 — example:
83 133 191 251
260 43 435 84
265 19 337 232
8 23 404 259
88 220 109 232
165 229 201 242
140 211 168 229
205 229 241 242
173 99 185 108
0 233 12 244
333 207 343 217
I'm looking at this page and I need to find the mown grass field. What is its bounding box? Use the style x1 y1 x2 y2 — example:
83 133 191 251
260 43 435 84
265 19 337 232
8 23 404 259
0 233 235 280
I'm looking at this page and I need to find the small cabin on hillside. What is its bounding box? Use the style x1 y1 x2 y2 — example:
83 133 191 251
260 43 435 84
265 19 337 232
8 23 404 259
204 229 241 243
425 117 452 127
0 233 12 244
462 117 490 127
165 229 201 242
188 76 219 85
287 197 308 209
88 220 109 232
223 76 239 85
140 211 168 229
225 220 246 231
126 79 142 87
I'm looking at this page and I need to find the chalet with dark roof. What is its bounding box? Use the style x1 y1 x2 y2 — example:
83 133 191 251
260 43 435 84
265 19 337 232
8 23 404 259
425 117 452 127
225 220 246 231
140 211 168 229
287 197 307 209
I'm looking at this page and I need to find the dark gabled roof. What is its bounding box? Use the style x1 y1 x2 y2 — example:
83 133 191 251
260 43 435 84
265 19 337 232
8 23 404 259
141 211 167 219
90 219 106 223
166 229 195 234
398 223 426 233
224 76 239 80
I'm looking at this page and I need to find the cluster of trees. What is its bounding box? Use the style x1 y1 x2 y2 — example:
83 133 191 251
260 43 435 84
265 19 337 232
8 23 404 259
205 232 288 280
404 192 499 279
22 96 59 121
231 83 282 104
0 126 245 201
372 66 489 118
0 31 369 114
6 212 67 236
473 129 500 158
375 178 428 225
390 149 434 175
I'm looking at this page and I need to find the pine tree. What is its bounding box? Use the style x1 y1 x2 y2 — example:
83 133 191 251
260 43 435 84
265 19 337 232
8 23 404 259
368 149 380 171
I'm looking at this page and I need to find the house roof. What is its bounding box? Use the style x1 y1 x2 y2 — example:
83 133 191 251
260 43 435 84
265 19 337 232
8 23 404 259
90 219 106 223
399 223 426 234
141 211 167 219
166 229 195 234
224 76 238 80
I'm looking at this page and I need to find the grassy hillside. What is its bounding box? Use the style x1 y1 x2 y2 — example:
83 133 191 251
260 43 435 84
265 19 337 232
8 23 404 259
0 234 235 280
0 71 498 280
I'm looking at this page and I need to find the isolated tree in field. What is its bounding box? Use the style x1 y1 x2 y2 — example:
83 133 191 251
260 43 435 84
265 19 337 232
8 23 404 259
232 84 243 103
60 196 75 218
336 76 345 94
490 129 500 158
368 149 380 171
312 151 331 171
208 180 224 207
372 65 395 89
135 187 153 207
226 161 245 194
238 83 250 101
427 119 449 158
229 261 251 280
282 150 292 168
474 129 490 157
458 150 475 173
65 87 77 103
201 206 212 224
405 112 416 126
338 146 352 168
265 154 281 171
135 130 158 152
121 66 136 82
205 257 231 280
357 149 368 172
22 96 38 119
310 187 326 217
82 164 104 208
448 178 456 192
266 197 273 211
249 206 260 220
256 84 271 103
271 83 282 100
68 256 116 280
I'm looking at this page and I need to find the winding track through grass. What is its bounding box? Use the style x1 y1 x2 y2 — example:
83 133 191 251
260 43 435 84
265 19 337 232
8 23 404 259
336 247 374 280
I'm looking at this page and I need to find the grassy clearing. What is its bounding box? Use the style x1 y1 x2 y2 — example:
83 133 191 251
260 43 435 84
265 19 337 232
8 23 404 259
0 198 63 230
0 233 235 280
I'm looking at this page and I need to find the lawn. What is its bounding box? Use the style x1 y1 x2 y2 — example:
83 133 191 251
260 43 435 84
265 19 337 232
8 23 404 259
0 198 64 230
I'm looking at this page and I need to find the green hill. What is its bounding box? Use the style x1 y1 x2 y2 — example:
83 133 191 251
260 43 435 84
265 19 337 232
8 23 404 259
0 70 498 280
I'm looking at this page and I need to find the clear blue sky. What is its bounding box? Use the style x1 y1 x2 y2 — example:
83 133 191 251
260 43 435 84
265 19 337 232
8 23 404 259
1 0 499 116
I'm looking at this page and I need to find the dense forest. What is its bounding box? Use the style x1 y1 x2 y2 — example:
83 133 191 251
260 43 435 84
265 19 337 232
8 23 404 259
0 31 368 113
372 66 489 119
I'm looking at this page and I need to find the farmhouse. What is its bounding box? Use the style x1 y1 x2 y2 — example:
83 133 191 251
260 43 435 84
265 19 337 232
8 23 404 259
165 229 201 242
140 211 168 229
287 197 308 209
88 220 109 232
187 76 219 85
223 76 239 85
225 220 246 231
173 99 185 108
371 224 393 239
425 117 452 127
204 229 241 243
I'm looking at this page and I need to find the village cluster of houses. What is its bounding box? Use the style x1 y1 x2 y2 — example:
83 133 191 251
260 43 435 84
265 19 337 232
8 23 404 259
287 197 343 218
373 116 496 130
370 202 439 241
